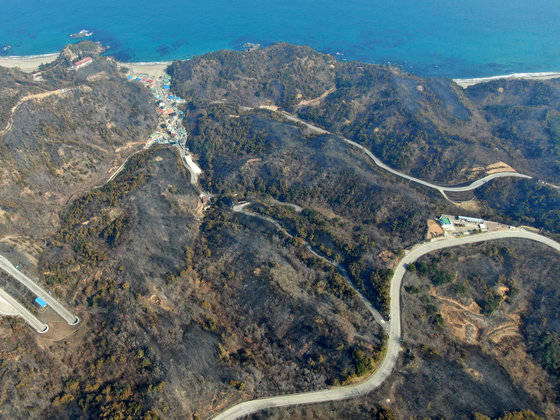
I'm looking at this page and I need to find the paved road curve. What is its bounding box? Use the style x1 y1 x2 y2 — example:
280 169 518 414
212 229 560 420
0 288 49 333
342 138 532 195
279 112 532 199
0 255 78 325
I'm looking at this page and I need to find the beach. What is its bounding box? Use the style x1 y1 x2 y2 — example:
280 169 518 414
0 53 59 73
118 61 172 79
454 72 560 88
0 54 172 79
0 51 559 89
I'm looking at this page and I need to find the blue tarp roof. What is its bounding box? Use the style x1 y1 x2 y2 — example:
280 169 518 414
163 85 170 90
35 297 47 308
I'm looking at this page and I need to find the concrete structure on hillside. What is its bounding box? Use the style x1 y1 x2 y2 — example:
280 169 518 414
458 215 484 224
73 56 93 69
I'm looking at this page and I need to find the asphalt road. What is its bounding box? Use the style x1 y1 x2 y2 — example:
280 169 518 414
0 288 48 333
342 138 532 194
0 255 78 325
0 293 18 316
212 229 560 420
279 111 532 197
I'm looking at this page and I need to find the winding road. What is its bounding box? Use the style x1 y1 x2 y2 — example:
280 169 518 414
213 229 560 420
0 288 48 333
0 255 78 325
279 112 532 200
232 202 389 332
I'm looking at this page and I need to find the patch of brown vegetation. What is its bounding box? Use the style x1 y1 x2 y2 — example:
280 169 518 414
439 302 483 344
519 225 541 233
295 88 336 108
86 72 110 82
486 161 516 174
378 250 397 266
426 219 444 240
0 236 45 265
451 199 483 212
467 161 516 178
309 205 342 221
115 140 147 153
488 335 557 413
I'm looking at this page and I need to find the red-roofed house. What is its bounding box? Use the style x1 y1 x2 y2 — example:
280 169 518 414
74 56 93 69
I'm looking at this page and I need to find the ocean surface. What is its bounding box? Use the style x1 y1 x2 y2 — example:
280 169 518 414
1 0 559 78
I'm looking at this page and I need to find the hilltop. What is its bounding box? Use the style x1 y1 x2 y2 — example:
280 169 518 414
0 42 158 239
169 43 560 185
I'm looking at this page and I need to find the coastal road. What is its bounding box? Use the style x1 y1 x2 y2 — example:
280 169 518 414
212 229 560 420
279 111 532 199
0 255 78 325
0 288 48 333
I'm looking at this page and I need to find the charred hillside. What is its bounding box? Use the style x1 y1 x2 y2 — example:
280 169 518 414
0 42 558 420
169 43 560 184
0 50 158 239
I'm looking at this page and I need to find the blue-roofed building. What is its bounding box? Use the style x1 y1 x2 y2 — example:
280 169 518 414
35 297 47 308
163 85 170 90
128 75 133 80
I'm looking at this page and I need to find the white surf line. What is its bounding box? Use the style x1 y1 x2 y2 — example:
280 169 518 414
454 72 560 88
213 229 560 420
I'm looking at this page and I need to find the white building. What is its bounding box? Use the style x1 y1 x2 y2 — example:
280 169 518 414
73 56 93 69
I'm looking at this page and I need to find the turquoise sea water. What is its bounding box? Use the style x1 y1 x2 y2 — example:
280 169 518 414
1 0 559 78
